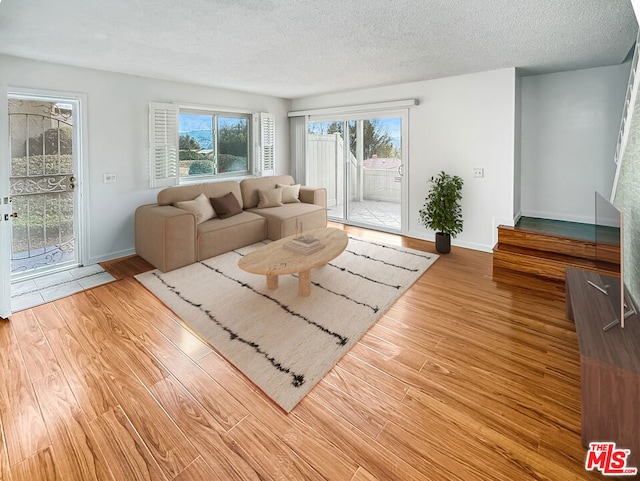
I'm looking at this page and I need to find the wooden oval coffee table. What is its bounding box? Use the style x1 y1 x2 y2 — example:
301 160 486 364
238 227 348 297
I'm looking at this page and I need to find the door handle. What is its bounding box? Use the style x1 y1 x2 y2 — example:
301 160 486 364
10 213 17 218
397 164 404 176
69 175 75 190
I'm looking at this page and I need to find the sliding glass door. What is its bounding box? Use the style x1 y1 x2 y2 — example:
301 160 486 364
307 111 406 232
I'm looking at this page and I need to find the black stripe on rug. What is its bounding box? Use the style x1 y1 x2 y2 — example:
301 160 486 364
344 248 421 272
151 271 307 388
200 262 349 346
348 236 434 259
326 262 402 290
231 251 382 312
290 273 380 314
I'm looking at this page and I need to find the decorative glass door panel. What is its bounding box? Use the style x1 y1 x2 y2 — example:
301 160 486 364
8 98 77 279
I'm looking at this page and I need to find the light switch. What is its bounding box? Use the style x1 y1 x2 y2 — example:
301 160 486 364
103 173 117 183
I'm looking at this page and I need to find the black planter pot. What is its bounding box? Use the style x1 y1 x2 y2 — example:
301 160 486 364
435 232 451 254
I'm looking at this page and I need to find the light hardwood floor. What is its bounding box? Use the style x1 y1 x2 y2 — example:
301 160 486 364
0 224 601 480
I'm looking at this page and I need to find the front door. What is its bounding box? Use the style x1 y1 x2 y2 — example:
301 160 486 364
8 95 80 281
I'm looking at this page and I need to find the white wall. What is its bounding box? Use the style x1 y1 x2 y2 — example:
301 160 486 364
513 73 523 221
0 54 291 264
520 63 630 223
4 54 623 262
292 68 518 252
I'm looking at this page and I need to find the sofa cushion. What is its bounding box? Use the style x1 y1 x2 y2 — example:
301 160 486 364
196 212 267 260
158 180 244 209
174 193 216 224
247 202 327 240
210 191 243 219
257 188 283 208
277 183 301 203
240 175 296 209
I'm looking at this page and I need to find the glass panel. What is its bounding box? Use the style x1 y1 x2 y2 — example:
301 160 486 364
307 116 403 231
8 98 77 278
217 116 248 174
179 113 250 177
178 113 214 176
348 117 402 230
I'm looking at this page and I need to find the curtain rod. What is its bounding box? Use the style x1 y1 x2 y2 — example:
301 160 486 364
288 99 418 117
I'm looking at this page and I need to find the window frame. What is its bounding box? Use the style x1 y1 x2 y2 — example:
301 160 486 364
149 102 274 188
178 107 253 182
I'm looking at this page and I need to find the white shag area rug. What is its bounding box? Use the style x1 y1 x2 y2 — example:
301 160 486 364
135 236 438 412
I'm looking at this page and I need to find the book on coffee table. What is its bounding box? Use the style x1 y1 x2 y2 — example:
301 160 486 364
284 240 325 255
289 235 320 248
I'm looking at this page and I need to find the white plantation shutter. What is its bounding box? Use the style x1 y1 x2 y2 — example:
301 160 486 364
149 102 179 188
254 112 275 176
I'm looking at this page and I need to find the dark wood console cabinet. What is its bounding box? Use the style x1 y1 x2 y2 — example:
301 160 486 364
565 268 640 467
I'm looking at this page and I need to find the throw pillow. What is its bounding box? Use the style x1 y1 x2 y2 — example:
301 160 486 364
276 183 301 203
174 193 216 224
257 188 283 208
210 192 243 219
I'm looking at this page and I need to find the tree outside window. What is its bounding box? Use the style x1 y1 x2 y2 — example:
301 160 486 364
178 112 250 178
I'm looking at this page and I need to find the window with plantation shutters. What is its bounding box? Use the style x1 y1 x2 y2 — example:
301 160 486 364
255 112 275 176
149 103 274 185
149 102 179 188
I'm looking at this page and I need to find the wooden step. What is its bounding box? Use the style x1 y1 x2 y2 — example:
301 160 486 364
497 225 594 259
493 224 621 282
497 225 620 264
493 243 619 282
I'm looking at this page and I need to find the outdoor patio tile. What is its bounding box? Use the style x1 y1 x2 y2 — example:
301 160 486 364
330 200 401 230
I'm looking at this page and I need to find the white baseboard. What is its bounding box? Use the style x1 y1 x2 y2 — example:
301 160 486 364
89 248 136 265
405 231 493 254
452 239 493 253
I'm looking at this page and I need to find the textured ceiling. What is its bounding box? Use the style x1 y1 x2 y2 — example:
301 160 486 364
0 0 637 99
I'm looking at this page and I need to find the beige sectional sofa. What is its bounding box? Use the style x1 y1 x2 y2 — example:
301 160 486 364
135 175 327 272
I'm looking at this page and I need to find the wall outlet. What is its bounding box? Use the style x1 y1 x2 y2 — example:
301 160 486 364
473 168 484 178
103 173 117 183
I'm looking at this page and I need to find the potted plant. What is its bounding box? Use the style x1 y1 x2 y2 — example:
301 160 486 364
418 171 464 253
